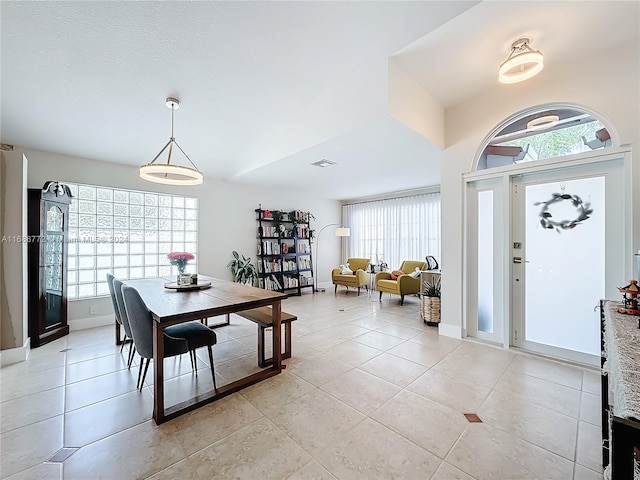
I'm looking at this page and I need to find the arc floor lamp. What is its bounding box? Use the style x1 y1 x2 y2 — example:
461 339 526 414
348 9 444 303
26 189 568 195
314 223 350 292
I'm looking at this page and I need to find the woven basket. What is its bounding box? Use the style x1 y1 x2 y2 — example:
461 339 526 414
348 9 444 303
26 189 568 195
420 295 440 325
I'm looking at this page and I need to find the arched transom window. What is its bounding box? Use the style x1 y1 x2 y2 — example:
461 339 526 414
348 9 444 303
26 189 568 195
477 106 611 171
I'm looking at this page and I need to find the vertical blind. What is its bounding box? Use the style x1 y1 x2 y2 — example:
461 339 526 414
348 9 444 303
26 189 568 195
342 193 440 269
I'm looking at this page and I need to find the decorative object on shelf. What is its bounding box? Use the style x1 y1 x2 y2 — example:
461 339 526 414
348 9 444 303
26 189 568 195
420 273 441 326
139 97 203 186
535 189 592 232
314 223 350 293
227 250 258 285
167 251 195 277
498 37 544 84
617 280 640 316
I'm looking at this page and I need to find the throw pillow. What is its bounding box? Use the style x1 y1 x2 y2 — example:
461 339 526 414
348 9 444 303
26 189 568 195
340 263 353 275
390 270 404 280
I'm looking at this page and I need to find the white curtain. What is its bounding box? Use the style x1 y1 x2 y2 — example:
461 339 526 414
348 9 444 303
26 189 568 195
342 193 441 270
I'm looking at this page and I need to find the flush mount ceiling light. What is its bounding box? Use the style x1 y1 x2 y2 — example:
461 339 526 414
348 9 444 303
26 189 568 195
139 97 203 186
311 159 337 168
498 38 544 84
527 114 560 131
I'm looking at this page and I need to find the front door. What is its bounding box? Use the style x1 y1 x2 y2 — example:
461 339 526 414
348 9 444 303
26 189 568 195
510 158 625 365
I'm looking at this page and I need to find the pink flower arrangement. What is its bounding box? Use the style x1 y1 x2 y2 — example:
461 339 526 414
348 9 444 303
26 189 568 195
167 251 195 273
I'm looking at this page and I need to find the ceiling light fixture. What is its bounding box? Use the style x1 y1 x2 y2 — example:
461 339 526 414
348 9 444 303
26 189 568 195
139 98 203 186
498 38 544 84
527 114 560 131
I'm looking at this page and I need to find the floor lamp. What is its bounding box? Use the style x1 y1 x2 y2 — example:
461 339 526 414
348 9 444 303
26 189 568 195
314 224 350 293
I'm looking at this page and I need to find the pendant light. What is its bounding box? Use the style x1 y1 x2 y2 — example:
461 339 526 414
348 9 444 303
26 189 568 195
498 38 544 84
139 97 203 186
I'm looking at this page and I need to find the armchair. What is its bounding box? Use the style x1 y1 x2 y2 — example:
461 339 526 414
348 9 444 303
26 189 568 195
331 257 371 295
375 260 428 305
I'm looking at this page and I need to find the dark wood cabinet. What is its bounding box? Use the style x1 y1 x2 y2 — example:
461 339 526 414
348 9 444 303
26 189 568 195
28 182 72 347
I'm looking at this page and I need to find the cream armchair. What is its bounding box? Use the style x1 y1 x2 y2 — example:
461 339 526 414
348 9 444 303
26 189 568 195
375 260 428 305
331 258 371 295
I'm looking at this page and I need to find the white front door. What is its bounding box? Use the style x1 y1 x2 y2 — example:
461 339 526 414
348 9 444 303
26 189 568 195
510 158 626 365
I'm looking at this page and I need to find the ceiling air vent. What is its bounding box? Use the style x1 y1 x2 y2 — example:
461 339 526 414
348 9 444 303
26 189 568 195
310 159 336 168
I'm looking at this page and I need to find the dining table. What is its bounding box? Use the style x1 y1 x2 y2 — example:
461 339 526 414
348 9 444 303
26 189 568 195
123 275 287 424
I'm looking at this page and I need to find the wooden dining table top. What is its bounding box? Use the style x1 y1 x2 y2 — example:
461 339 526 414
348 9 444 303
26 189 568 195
125 275 287 326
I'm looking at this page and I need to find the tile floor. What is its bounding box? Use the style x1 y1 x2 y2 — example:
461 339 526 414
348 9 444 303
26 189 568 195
0 291 604 479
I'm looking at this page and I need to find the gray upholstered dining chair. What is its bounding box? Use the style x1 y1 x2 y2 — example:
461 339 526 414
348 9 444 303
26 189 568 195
121 284 218 391
111 277 138 369
106 273 126 348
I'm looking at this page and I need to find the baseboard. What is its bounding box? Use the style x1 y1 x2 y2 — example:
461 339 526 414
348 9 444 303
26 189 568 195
438 322 462 339
68 314 112 331
0 337 31 366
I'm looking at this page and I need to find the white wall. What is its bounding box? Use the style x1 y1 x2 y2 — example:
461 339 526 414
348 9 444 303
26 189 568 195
388 59 445 149
440 40 640 338
16 147 342 325
0 151 29 351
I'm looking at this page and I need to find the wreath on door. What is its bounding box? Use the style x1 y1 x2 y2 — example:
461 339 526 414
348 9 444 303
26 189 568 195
535 193 592 232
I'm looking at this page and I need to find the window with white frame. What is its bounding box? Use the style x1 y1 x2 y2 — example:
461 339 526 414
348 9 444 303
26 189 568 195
342 193 440 270
65 183 198 299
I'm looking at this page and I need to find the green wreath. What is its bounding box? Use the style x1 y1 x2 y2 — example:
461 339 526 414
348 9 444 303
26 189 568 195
535 193 593 231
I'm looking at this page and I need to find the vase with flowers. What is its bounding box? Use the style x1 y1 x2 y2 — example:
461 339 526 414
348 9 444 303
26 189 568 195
168 252 195 284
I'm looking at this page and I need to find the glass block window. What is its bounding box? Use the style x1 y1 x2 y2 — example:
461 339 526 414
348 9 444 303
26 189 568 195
65 183 198 299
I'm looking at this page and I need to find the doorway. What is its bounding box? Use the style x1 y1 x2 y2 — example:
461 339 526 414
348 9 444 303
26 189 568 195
511 159 625 364
464 152 629 365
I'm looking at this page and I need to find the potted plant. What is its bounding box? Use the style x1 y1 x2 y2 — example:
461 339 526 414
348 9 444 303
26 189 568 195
421 274 441 326
227 251 258 285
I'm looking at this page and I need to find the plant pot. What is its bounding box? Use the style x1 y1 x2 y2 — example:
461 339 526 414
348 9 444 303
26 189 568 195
420 295 440 326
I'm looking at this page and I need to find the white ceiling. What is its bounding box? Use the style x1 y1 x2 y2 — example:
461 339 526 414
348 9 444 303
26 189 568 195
2 1 638 200
392 1 640 108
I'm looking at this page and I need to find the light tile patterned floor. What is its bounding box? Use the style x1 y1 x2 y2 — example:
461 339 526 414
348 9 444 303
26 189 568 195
0 291 604 479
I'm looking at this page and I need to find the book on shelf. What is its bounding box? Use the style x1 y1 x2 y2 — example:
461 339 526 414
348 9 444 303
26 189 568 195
258 241 280 255
260 225 277 237
270 274 283 289
298 257 310 270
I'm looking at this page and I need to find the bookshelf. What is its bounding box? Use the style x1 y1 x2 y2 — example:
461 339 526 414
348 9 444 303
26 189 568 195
255 207 314 295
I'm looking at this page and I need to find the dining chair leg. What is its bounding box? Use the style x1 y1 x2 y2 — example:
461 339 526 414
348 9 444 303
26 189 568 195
120 339 125 353
139 358 151 391
207 345 217 391
189 349 195 371
127 344 136 369
136 358 144 390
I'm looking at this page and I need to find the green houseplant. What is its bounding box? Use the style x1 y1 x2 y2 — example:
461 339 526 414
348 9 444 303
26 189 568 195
227 251 258 285
421 274 441 326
